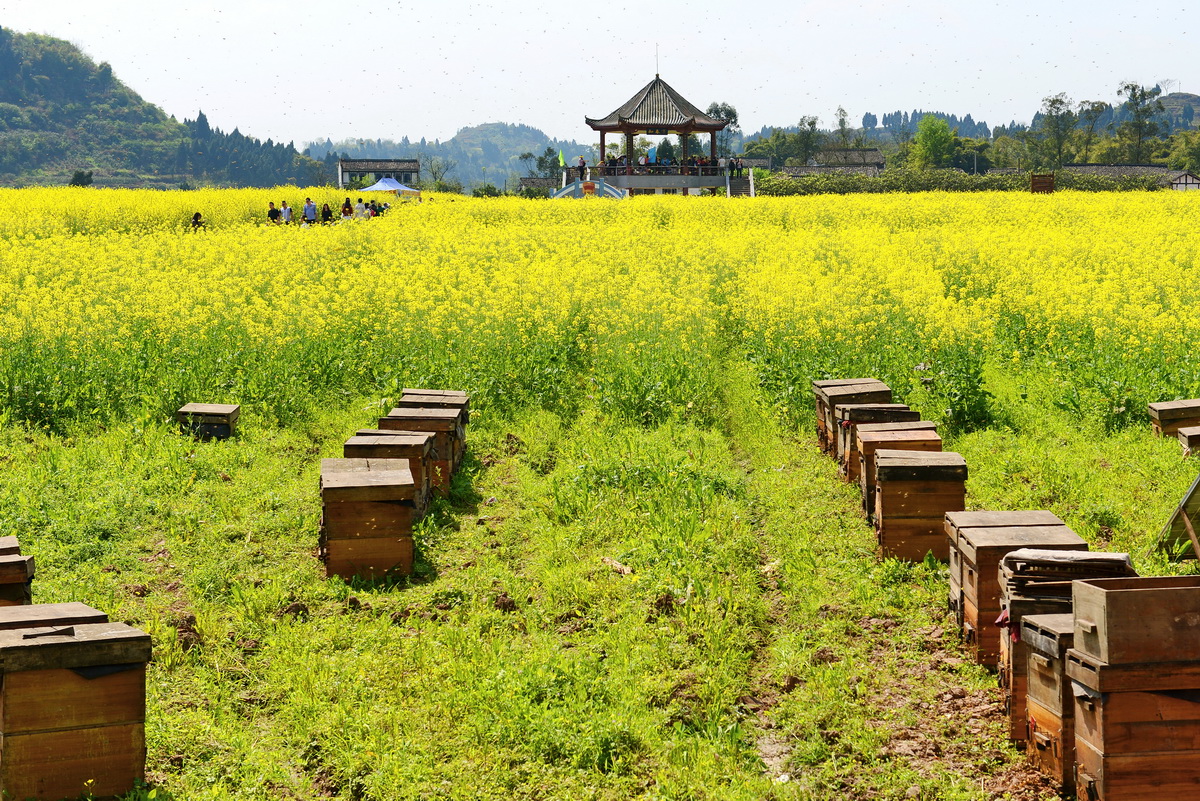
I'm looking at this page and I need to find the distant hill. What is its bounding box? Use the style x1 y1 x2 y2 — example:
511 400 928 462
305 122 596 190
0 27 322 187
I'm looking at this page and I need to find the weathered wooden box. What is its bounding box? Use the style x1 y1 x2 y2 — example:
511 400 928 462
0 619 151 800
396 389 471 425
857 429 943 520
812 379 890 455
1149 399 1200 438
320 458 420 580
1179 426 1200 455
999 630 1029 740
0 536 20 556
874 450 965 562
176 402 240 440
344 432 436 503
1072 576 1200 665
834 403 920 481
958 522 1086 668
1022 613 1076 791
0 554 35 606
379 407 467 477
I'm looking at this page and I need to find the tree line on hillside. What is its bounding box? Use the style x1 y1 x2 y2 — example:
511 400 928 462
744 82 1200 174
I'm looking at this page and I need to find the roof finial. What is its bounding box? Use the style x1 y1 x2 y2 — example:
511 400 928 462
656 43 659 78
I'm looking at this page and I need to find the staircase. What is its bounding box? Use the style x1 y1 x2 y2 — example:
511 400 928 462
727 177 753 197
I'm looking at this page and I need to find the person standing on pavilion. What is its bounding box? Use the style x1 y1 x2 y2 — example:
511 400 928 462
576 155 586 181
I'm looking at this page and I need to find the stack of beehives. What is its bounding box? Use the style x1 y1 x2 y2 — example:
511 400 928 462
319 388 470 581
1064 576 1200 800
811 377 969 562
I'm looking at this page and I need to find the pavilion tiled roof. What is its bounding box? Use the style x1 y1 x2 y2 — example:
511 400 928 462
586 76 728 133
1063 164 1191 185
339 159 419 171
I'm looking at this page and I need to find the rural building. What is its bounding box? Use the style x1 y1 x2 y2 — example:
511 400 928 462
516 177 559 195
1063 164 1200 190
337 159 419 189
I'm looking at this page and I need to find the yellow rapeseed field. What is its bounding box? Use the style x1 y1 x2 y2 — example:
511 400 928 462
0 187 1198 432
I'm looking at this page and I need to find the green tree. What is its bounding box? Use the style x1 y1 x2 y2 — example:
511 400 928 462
1077 101 1109 163
1116 82 1165 163
705 102 740 157
835 106 851 147
1167 130 1200 172
910 115 954 168
68 169 93 186
1036 93 1077 168
794 116 824 165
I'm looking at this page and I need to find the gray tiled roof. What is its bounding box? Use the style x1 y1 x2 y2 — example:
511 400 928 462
783 165 881 178
1063 164 1197 186
816 148 885 167
586 76 727 132
339 159 419 171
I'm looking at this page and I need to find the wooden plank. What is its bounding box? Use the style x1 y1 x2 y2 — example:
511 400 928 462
876 483 965 519
402 388 468 398
1075 685 1200 754
0 537 20 557
0 622 151 673
856 420 937 435
963 597 1001 667
1021 613 1075 660
877 522 949 561
0 665 145 733
0 584 31 606
320 458 417 503
0 556 34 584
176 402 240 419
381 407 465 425
322 536 414 580
1066 648 1200 693
874 450 967 482
1073 576 1200 665
1148 399 1200 422
1026 697 1074 794
1075 736 1200 800
957 525 1086 565
0 604 106 631
322 500 417 538
396 393 470 423
0 722 144 799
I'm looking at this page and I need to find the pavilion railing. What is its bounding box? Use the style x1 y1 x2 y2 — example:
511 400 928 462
562 165 731 180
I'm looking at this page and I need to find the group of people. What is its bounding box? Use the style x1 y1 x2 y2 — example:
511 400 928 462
266 197 390 225
588 154 748 177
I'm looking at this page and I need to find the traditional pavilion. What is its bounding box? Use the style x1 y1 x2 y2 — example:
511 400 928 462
584 75 728 194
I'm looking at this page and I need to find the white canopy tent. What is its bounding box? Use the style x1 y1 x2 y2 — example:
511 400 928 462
359 177 421 197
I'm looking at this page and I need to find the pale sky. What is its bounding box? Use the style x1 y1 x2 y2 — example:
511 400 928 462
0 1 1192 145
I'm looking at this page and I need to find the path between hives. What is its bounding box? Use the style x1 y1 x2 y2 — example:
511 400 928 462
719 364 1059 801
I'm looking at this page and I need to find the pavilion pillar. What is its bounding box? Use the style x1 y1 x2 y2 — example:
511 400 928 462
681 132 689 175
600 132 606 172
625 130 634 175
711 132 717 162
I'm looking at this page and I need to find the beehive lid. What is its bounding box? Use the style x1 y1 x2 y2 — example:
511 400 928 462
856 429 942 446
177 403 240 420
402 388 468 399
1020 612 1074 656
0 621 151 672
812 378 877 397
344 434 434 456
0 536 19 556
381 407 463 427
320 458 417 502
1148 399 1200 421
819 382 892 403
1158 472 1200 560
874 450 967 481
959 525 1086 564
398 393 469 408
834 403 917 422
0 554 35 583
947 510 1064 531
0 603 108 631
856 421 937 434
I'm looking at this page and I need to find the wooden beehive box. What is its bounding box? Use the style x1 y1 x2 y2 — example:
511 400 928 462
344 432 436 503
874 450 966 562
957 522 1086 668
378 407 467 476
396 390 471 424
320 458 420 580
1148 399 1200 438
0 619 150 800
0 537 20 556
857 429 942 520
1021 613 1076 794
1072 576 1200 665
1066 643 1200 801
176 403 240 440
998 628 1030 741
834 404 920 481
0 554 35 606
1179 426 1200 455
947 512 1067 629
812 380 891 456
